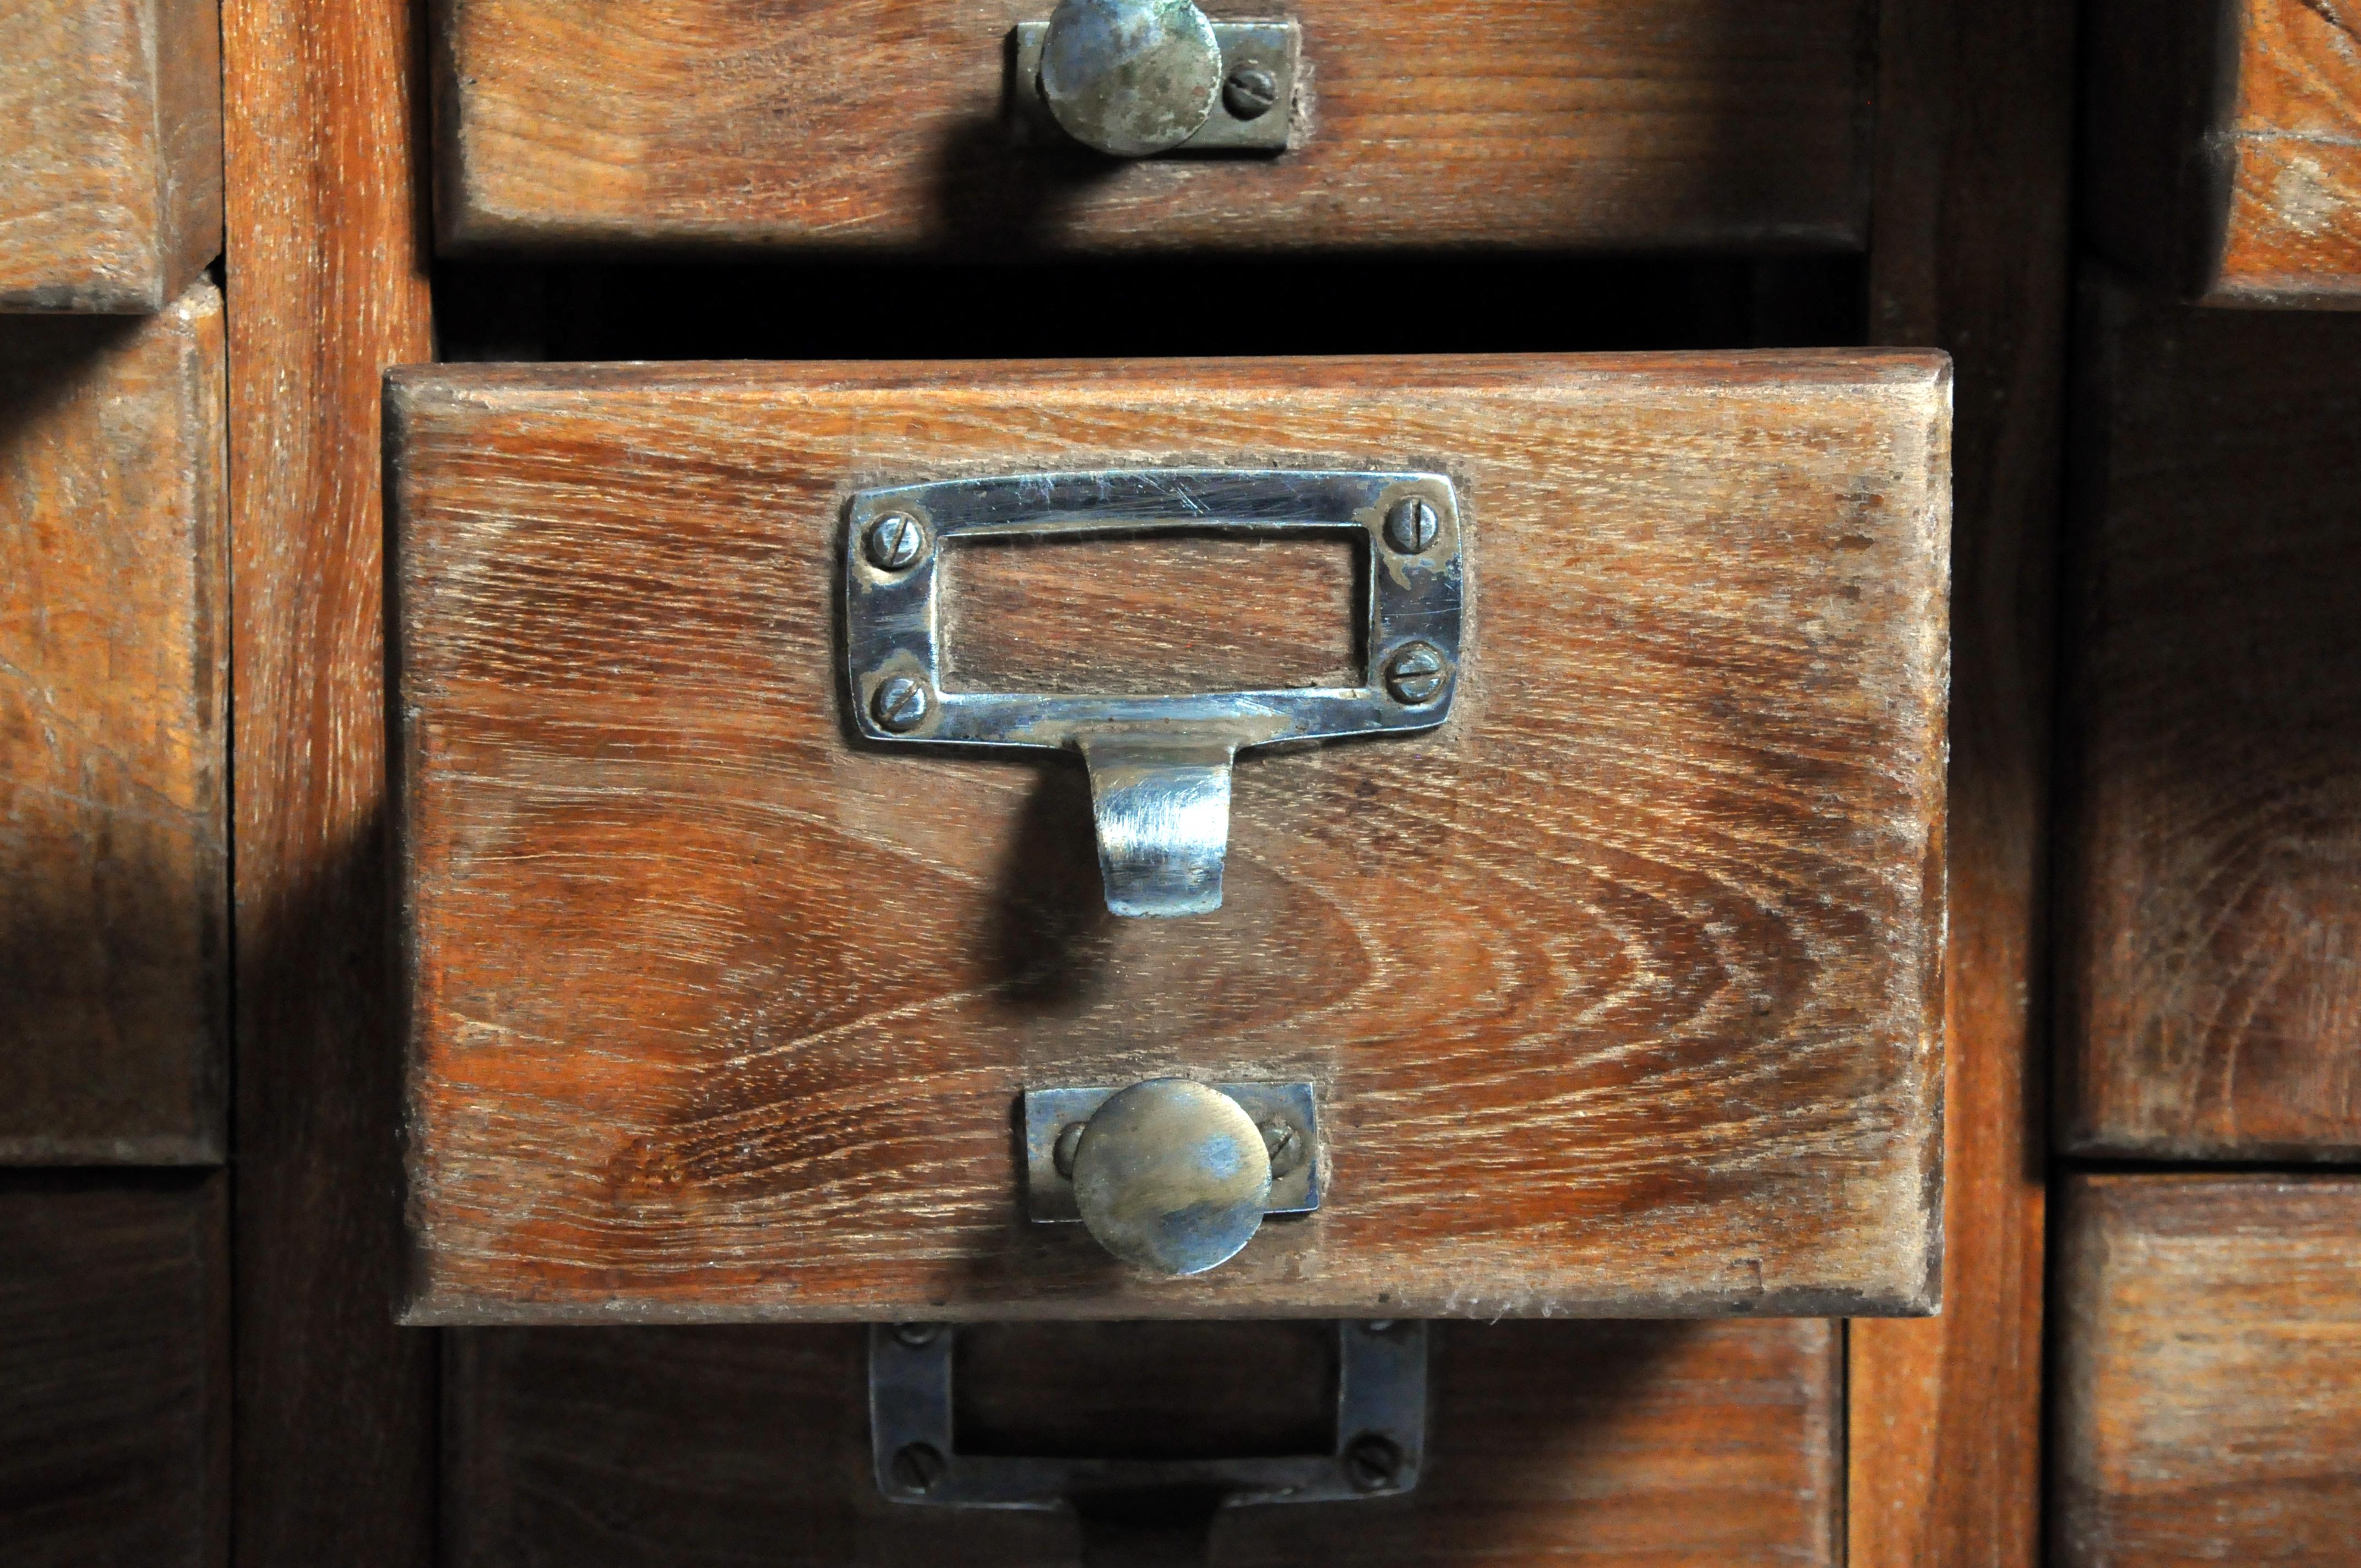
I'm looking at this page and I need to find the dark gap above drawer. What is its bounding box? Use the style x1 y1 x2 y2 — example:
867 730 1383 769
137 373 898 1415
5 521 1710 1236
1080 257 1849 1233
433 253 1864 363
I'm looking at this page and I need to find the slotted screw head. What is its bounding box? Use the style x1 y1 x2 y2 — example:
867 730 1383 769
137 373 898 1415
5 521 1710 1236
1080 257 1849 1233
1383 643 1449 706
1258 1117 1306 1179
872 675 932 732
1224 63 1279 121
864 512 927 572
1384 496 1440 554
891 1442 946 1494
1344 1434 1405 1492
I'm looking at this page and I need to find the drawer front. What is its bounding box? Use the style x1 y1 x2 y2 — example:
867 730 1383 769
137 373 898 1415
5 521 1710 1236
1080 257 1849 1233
0 284 227 1163
2055 1175 2361 1568
435 0 1872 255
390 351 1949 1322
0 0 221 312
447 1320 1842 1565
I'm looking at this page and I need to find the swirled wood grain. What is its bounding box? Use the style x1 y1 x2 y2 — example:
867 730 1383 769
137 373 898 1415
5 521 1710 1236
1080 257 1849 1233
390 352 1950 1321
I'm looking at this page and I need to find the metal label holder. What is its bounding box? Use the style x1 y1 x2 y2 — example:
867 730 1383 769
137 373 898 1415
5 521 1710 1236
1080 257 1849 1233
842 469 1466 917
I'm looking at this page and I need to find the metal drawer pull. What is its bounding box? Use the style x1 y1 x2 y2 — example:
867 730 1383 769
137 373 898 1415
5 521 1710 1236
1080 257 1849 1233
844 469 1466 918
1015 0 1299 156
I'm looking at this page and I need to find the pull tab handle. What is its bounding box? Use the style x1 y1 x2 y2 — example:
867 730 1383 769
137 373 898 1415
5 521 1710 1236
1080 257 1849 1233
1078 738 1237 917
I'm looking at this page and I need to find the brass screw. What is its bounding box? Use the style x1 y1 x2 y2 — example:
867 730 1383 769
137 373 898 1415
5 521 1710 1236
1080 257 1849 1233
1383 643 1449 706
872 675 932 732
1384 497 1440 554
864 512 927 572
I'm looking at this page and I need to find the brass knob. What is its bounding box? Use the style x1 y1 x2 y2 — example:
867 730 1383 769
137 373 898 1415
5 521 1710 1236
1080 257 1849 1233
1069 1079 1273 1275
1037 0 1223 157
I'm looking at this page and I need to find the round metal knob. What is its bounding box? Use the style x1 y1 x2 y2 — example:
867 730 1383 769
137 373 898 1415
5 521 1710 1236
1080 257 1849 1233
1037 0 1223 158
1070 1079 1272 1275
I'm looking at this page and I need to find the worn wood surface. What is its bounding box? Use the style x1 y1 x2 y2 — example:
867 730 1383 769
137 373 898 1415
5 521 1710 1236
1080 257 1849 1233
0 0 221 312
2057 281 2361 1158
391 352 1950 1322
435 0 1873 256
1845 0 2070 1557
0 1174 227 1566
0 284 227 1163
2087 0 2361 308
2054 1174 2361 1568
220 0 438 1555
448 1318 1840 1565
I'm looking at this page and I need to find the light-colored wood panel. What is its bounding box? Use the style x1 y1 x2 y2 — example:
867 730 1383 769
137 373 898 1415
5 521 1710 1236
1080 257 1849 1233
448 1319 1841 1566
1845 0 2069 1556
2055 1175 2361 1568
220 0 438 1552
391 351 1950 1322
2058 280 2361 1158
436 0 1873 255
0 283 227 1163
0 0 222 313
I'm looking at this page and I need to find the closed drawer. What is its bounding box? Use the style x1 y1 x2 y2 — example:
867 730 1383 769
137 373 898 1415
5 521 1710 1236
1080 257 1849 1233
0 0 220 313
2087 0 2361 308
433 0 1873 256
389 351 1950 1321
2055 1175 2361 1568
0 282 227 1163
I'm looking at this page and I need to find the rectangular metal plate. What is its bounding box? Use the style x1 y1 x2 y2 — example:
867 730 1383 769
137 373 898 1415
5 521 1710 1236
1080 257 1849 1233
1022 1082 1321 1222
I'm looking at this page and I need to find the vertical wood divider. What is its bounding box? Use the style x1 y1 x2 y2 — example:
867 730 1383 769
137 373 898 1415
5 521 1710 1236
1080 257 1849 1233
222 0 438 1556
1849 0 2073 1564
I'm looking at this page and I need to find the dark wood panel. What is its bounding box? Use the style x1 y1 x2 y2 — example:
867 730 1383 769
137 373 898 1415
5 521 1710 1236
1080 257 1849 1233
391 352 1950 1321
1845 0 2072 1554
0 284 227 1163
220 0 439 1557
2086 0 2361 308
2057 279 2361 1158
2054 1174 2361 1568
448 1319 1841 1566
0 0 221 312
436 0 1873 256
0 1174 227 1567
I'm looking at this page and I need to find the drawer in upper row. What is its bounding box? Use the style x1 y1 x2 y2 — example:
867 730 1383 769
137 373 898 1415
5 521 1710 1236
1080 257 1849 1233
433 0 1875 255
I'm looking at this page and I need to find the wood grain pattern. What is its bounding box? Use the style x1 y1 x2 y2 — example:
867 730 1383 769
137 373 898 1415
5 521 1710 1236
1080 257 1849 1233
1846 0 2070 1555
434 0 1873 256
0 283 227 1163
391 352 1950 1322
2086 0 2361 308
220 0 437 1554
2057 280 2361 1158
0 0 221 312
0 1174 227 1566
447 1319 1841 1565
2054 1174 2361 1568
